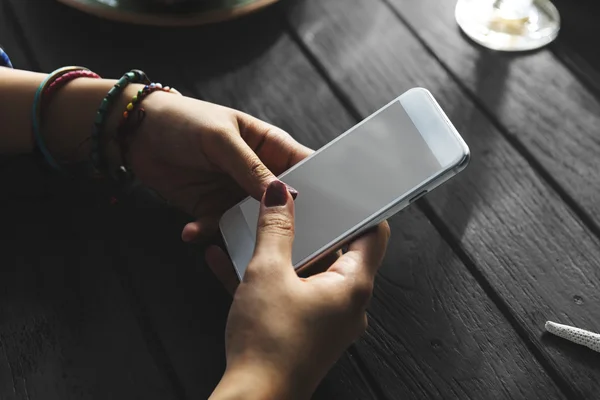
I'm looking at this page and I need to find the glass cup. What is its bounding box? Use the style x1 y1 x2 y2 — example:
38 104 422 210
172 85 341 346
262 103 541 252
455 0 560 51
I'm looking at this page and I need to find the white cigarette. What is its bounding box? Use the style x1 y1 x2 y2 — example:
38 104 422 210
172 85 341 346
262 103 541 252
545 321 600 353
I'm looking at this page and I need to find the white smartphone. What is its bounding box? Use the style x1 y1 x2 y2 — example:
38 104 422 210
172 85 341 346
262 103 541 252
220 88 470 280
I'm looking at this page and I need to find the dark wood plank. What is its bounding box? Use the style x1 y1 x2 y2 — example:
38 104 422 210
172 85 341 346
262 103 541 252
180 26 356 154
5 1 381 398
0 199 179 400
361 209 566 400
385 0 600 233
285 0 600 397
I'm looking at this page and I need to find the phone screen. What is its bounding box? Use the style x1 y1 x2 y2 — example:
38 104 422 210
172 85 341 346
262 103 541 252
236 98 452 267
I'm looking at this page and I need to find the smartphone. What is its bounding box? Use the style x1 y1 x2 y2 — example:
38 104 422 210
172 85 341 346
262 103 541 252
220 88 470 280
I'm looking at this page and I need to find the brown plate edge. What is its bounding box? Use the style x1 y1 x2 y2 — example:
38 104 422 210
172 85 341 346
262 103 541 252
56 0 279 26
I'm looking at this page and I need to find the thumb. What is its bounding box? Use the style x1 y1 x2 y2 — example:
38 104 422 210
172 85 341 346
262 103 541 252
249 180 297 278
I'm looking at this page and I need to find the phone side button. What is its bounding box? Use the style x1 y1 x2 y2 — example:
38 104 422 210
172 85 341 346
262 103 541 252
409 190 428 204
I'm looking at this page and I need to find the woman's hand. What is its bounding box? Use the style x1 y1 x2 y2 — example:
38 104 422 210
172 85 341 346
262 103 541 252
126 91 311 242
1 70 308 236
207 180 390 400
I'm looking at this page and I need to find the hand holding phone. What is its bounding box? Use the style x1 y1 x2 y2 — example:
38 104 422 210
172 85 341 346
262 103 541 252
207 180 390 400
220 88 470 280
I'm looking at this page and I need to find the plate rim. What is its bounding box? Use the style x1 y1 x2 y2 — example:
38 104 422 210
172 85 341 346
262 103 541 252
56 0 279 26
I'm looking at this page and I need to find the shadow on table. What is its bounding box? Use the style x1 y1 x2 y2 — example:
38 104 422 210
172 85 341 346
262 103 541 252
0 190 198 398
428 38 511 248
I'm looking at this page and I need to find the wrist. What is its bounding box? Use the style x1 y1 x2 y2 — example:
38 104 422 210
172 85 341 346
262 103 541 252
101 81 148 174
210 362 308 400
43 76 145 167
103 86 173 177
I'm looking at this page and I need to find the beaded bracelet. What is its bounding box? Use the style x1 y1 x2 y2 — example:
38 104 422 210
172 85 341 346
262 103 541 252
120 82 180 126
31 66 93 171
0 47 13 68
113 82 181 181
91 69 151 176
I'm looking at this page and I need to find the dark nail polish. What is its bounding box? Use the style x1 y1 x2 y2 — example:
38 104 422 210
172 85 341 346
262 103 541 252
264 180 289 207
285 183 299 200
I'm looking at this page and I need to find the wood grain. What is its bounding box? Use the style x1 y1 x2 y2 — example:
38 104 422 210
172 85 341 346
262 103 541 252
359 209 566 400
386 0 600 232
285 0 600 397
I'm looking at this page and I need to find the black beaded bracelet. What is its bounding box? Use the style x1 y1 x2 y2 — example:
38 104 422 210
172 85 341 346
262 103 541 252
90 69 150 177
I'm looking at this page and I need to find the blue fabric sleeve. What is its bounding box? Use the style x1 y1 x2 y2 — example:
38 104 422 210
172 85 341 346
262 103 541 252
0 46 14 68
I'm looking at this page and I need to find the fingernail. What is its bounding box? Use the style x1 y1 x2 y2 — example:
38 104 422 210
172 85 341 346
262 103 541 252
264 180 289 207
285 183 298 200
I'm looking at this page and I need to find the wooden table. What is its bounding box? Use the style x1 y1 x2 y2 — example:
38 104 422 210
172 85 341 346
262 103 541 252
1 0 599 398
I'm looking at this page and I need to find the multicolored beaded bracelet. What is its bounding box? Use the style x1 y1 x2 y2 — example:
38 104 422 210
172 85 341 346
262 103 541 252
120 82 180 126
91 69 151 176
0 47 13 68
113 82 181 181
32 66 93 171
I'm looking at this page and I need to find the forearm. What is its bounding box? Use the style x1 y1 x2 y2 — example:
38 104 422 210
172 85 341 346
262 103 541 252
0 67 142 162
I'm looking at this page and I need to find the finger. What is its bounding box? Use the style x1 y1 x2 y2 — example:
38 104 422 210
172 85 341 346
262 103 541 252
236 112 313 174
336 222 391 280
182 215 220 243
205 245 239 296
344 221 391 279
214 130 278 201
250 180 296 277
